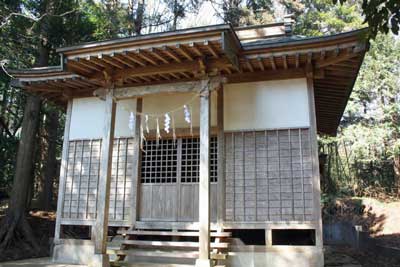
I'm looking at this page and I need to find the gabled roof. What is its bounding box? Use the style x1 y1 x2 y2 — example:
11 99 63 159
10 23 368 135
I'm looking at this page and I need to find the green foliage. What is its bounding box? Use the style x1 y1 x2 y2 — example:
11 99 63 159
334 0 400 38
321 34 400 197
295 0 364 36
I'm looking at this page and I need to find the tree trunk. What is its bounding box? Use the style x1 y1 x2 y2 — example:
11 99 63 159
0 94 41 249
394 154 400 195
0 0 50 248
38 110 59 210
135 0 145 35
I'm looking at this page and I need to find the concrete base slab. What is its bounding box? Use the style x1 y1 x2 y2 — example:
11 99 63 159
227 246 324 267
0 257 86 267
53 240 95 265
194 259 213 267
88 254 110 267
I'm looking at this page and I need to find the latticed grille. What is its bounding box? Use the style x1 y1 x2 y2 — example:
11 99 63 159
181 137 218 183
141 139 178 183
140 137 218 184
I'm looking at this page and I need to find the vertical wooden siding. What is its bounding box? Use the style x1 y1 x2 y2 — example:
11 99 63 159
62 138 133 223
61 128 314 225
225 129 314 222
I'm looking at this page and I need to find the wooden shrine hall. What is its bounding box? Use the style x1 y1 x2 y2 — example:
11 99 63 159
11 18 368 267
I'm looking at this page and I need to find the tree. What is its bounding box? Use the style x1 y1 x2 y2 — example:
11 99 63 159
0 0 95 250
334 0 400 38
295 0 364 36
209 0 275 27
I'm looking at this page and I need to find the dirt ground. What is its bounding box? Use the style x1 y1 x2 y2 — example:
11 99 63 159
325 245 400 267
1 198 400 266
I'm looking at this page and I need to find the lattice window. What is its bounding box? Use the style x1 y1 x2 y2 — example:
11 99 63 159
140 137 218 184
141 139 178 183
181 137 218 183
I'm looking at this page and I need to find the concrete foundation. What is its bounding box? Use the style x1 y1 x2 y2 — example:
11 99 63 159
53 240 323 267
227 245 324 267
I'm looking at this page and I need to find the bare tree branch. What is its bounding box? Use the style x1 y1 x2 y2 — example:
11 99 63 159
0 8 79 29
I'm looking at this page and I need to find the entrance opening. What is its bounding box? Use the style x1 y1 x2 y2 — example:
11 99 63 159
272 229 316 246
230 229 266 245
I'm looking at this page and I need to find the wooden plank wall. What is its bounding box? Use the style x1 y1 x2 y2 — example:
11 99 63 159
62 138 134 223
225 128 314 222
139 183 218 222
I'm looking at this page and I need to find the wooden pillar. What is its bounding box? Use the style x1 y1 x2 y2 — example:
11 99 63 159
54 100 73 244
196 80 212 267
130 98 143 227
91 89 116 267
307 72 324 266
217 85 225 226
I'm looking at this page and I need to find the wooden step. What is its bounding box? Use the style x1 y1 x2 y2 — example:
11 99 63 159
122 240 229 249
111 261 225 267
108 249 228 260
117 230 231 238
111 262 194 267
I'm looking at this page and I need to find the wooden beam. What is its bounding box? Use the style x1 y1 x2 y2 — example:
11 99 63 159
176 44 194 61
163 46 181 62
93 77 226 100
227 68 305 84
196 79 212 267
88 59 231 81
148 48 169 64
204 40 218 58
307 77 324 251
130 98 142 227
295 54 300 68
315 52 359 68
217 86 225 226
98 54 125 69
75 58 102 72
135 49 158 65
54 100 73 244
189 42 203 57
111 53 136 68
93 88 116 266
283 55 288 69
257 58 265 71
269 56 276 70
245 59 254 72
122 51 147 66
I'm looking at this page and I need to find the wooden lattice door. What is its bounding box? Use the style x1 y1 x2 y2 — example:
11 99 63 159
138 137 218 222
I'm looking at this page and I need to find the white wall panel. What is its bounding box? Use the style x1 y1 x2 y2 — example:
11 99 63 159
142 92 218 130
69 97 136 139
224 78 310 131
69 79 310 139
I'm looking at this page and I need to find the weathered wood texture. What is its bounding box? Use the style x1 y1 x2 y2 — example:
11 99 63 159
60 128 315 226
62 138 134 222
138 137 218 222
225 128 314 222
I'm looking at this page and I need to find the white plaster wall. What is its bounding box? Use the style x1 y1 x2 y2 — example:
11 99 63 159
224 78 310 131
68 78 310 139
141 92 218 130
69 97 136 139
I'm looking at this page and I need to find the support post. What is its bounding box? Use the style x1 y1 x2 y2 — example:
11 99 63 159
54 100 73 244
196 79 212 267
217 85 225 226
306 70 324 267
91 89 116 267
130 98 143 227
